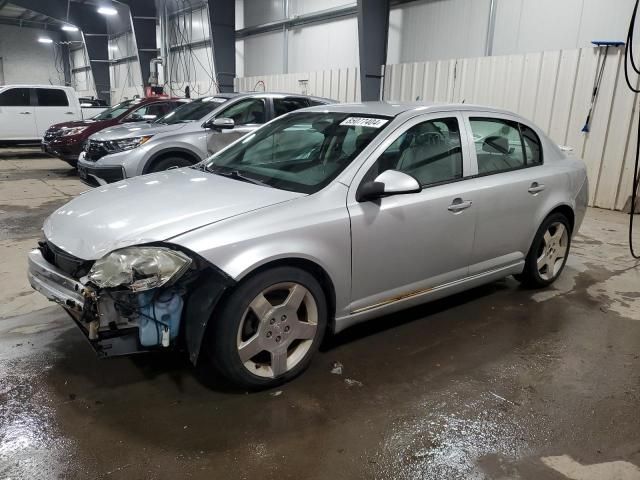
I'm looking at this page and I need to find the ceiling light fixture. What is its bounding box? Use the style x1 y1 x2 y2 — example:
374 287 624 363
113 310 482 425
97 6 117 15
38 37 54 44
61 25 79 32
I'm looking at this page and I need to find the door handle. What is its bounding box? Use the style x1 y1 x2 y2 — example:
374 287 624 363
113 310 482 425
448 198 473 212
65 111 74 115
19 111 31 114
528 182 546 194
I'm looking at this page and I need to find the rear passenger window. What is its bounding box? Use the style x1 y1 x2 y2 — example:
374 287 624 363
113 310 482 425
36 88 69 107
0 88 31 106
273 97 309 117
469 118 525 174
368 118 463 187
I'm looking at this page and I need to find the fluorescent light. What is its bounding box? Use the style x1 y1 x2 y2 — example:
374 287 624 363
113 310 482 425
38 37 54 44
97 6 117 15
62 25 79 32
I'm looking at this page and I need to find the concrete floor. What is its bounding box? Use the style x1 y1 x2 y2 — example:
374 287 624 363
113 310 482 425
1 151 640 479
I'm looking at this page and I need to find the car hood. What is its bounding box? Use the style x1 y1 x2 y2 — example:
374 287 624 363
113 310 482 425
92 122 187 141
44 168 305 260
49 119 109 130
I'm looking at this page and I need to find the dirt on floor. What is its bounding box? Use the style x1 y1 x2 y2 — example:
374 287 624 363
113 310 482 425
1 151 639 480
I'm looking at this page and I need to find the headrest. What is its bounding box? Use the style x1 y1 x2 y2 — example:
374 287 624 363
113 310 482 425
482 136 509 154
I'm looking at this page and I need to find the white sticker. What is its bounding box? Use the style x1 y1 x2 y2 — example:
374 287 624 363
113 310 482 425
340 117 389 128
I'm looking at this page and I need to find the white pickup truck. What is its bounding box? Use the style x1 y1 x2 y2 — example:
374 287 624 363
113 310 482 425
0 85 108 146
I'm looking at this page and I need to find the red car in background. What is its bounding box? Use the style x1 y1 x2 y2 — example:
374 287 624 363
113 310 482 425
42 97 189 166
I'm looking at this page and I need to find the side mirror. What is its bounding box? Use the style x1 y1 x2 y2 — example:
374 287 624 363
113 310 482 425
205 117 235 130
127 113 143 122
356 170 421 202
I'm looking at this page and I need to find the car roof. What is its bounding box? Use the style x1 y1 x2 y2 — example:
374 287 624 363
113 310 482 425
302 101 522 119
234 91 336 103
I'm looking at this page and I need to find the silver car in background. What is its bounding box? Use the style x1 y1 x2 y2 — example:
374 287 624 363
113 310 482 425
29 102 588 389
76 92 334 186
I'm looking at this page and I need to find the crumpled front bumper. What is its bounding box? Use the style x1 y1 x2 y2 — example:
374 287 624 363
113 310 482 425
27 248 146 357
28 248 86 313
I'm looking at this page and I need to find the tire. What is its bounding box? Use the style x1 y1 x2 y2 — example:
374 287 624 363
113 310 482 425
516 212 572 288
208 266 327 390
148 155 193 173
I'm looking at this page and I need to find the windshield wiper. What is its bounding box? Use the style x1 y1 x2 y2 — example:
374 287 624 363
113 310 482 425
207 166 272 188
190 163 208 172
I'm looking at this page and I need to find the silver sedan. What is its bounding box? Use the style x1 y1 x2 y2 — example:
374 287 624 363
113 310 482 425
28 102 588 389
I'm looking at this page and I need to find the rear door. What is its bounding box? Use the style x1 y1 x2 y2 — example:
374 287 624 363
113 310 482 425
0 87 36 140
34 88 75 136
206 97 268 154
461 113 549 274
272 96 311 119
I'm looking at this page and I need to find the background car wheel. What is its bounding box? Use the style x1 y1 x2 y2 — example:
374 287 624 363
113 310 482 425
149 156 193 172
209 266 327 390
516 212 571 288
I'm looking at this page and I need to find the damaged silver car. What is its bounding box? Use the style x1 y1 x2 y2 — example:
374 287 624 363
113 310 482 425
28 102 588 389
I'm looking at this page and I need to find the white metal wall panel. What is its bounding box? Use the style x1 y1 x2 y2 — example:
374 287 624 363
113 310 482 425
548 49 581 145
518 52 543 120
287 17 359 73
234 67 360 102
594 55 638 210
236 44 638 211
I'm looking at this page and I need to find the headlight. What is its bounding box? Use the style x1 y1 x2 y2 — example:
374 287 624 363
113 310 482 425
106 135 153 153
60 126 88 137
88 247 192 291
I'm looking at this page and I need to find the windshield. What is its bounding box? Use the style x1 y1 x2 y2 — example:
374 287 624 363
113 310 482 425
203 112 390 194
92 99 140 120
156 96 228 124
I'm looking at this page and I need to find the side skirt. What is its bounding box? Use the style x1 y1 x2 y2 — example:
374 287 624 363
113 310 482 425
334 262 524 333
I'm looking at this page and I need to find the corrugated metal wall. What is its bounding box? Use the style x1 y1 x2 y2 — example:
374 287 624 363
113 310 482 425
234 67 361 102
235 46 638 211
382 47 638 211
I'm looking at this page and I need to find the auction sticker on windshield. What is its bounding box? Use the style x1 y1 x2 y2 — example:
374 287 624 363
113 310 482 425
340 117 388 128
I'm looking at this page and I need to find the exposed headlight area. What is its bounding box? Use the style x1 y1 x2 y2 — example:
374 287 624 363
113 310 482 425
88 246 192 291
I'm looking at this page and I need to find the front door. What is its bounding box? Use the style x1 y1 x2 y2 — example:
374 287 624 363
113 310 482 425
206 97 268 154
347 114 477 312
0 87 36 140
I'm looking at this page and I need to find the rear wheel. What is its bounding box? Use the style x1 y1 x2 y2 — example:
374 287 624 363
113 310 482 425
148 155 193 173
209 266 327 390
516 213 571 287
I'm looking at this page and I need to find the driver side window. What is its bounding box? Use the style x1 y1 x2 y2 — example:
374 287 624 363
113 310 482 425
366 117 463 186
218 98 267 125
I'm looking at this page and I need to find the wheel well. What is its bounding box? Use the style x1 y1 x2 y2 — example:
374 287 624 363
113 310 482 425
144 150 200 174
239 258 337 328
547 205 575 233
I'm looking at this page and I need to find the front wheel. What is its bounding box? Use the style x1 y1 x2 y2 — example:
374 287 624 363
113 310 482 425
209 266 327 390
516 213 571 287
148 156 193 173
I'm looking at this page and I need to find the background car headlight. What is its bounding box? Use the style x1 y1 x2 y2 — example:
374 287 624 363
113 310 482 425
106 135 153 153
88 247 192 291
60 126 88 136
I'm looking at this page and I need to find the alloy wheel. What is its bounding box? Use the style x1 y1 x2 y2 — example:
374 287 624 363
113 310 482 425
236 282 318 378
536 221 569 281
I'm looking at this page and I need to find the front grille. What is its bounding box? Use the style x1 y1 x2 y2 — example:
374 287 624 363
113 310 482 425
39 241 93 279
85 139 109 162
